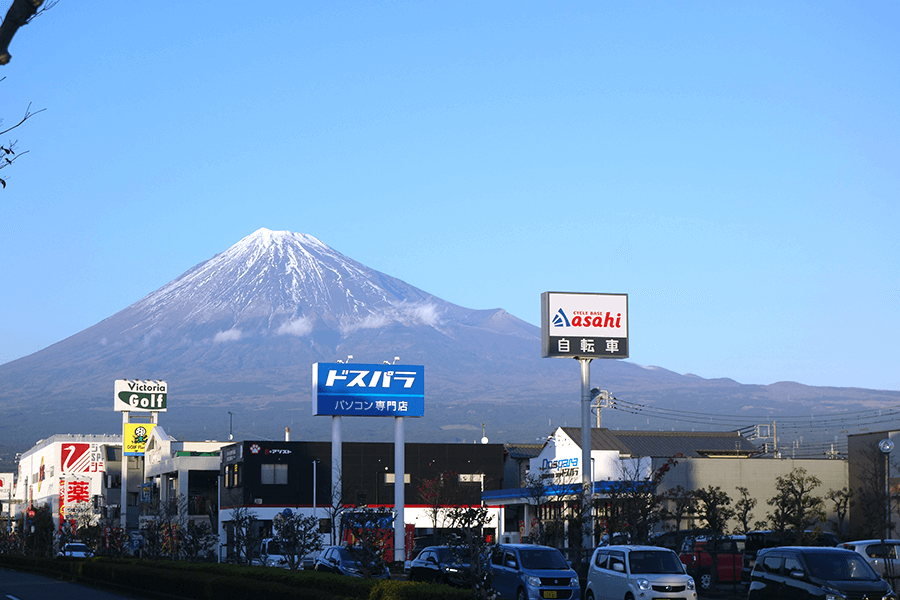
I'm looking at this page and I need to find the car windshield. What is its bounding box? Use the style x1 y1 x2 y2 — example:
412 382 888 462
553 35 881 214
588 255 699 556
66 544 88 552
519 548 569 570
803 552 879 581
437 547 470 563
266 541 290 555
629 550 685 575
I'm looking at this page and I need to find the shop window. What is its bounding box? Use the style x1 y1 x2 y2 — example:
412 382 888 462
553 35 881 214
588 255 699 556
261 463 288 485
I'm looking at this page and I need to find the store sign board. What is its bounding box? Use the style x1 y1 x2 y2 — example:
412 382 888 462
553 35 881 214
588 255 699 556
541 292 628 358
312 362 424 417
114 379 167 412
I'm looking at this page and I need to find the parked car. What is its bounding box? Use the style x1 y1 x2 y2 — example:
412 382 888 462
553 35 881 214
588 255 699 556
839 539 900 584
58 542 91 558
648 529 711 552
678 534 744 591
313 545 390 579
256 538 318 569
741 529 839 584
748 546 897 600
407 545 469 586
489 543 580 600
585 545 697 600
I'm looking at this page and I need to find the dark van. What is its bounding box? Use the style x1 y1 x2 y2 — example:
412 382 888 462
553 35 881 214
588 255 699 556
748 546 896 600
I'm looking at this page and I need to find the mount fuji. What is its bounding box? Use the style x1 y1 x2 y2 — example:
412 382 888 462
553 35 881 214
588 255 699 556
1 228 897 461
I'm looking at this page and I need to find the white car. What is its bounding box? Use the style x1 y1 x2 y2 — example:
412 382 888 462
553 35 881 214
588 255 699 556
58 543 91 558
839 539 900 581
585 545 697 600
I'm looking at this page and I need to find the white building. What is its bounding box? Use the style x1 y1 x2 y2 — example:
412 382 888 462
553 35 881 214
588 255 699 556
14 434 122 532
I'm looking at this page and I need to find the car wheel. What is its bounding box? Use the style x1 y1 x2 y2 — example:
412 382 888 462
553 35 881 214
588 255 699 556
586 592 595 600
517 588 527 600
698 571 712 591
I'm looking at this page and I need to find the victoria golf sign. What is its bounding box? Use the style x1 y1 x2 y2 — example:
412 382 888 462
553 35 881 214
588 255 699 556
114 379 167 412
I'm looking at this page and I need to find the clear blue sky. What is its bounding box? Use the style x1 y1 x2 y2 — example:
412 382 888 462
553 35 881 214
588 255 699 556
1 2 897 390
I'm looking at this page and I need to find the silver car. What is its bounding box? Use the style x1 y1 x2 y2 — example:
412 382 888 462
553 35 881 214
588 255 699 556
839 539 900 585
585 545 697 600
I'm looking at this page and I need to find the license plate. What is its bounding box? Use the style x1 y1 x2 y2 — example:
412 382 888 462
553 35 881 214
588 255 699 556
542 592 557 599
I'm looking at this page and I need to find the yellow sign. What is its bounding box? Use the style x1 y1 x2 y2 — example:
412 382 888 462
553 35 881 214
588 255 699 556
124 423 156 456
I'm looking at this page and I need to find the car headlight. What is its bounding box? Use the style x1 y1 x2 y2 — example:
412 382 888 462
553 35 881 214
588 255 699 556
526 575 542 588
823 589 846 600
569 577 579 587
637 578 651 590
686 577 696 590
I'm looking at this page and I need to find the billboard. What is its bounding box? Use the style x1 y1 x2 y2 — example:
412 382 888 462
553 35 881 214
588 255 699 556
60 442 105 473
0 473 12 494
312 362 424 417
541 292 628 358
114 379 167 412
124 423 156 456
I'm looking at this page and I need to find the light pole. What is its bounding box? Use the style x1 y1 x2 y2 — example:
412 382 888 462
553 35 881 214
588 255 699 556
880 438 894 585
312 459 318 521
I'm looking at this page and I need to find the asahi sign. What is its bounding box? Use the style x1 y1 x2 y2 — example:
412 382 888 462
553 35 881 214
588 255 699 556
541 292 628 358
114 379 168 412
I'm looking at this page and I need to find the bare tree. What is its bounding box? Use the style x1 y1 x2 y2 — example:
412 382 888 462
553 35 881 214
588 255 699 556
522 464 581 547
826 487 852 540
229 506 260 565
852 446 889 539
324 470 354 546
417 470 463 543
598 455 679 546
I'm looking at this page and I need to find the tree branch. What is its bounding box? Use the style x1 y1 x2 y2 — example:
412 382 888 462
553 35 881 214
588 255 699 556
0 0 55 66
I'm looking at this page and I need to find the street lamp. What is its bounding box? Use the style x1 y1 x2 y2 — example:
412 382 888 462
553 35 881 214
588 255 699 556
312 459 319 521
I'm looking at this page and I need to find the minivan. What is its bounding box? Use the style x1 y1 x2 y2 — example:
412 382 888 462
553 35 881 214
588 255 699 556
749 546 897 600
489 543 580 600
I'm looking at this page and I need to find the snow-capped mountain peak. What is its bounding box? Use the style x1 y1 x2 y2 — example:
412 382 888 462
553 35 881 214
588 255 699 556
118 228 448 344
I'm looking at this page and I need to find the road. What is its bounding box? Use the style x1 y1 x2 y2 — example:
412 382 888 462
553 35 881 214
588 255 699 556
0 568 143 600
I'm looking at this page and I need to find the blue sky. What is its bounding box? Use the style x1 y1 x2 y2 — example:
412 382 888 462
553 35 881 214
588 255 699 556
1 2 897 390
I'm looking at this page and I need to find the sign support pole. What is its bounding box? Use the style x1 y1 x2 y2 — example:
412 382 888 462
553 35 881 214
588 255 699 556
580 357 593 551
394 416 405 562
120 411 129 531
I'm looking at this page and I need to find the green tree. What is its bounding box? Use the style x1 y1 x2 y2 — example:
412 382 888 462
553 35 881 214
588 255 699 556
444 505 496 600
694 485 735 589
343 508 394 578
767 467 826 543
271 510 323 571
733 486 757 534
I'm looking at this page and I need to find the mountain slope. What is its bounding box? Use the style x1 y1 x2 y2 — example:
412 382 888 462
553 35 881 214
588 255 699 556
1 228 898 461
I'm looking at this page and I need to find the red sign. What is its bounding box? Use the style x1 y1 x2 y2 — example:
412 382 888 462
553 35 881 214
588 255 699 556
27 509 35 517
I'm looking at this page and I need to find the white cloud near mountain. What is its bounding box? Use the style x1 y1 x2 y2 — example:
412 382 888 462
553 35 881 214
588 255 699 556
277 316 314 337
338 302 442 335
213 328 243 343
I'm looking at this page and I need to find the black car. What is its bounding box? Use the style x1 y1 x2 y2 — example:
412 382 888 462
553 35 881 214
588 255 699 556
748 546 897 600
313 545 390 579
407 545 469 586
742 529 839 584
